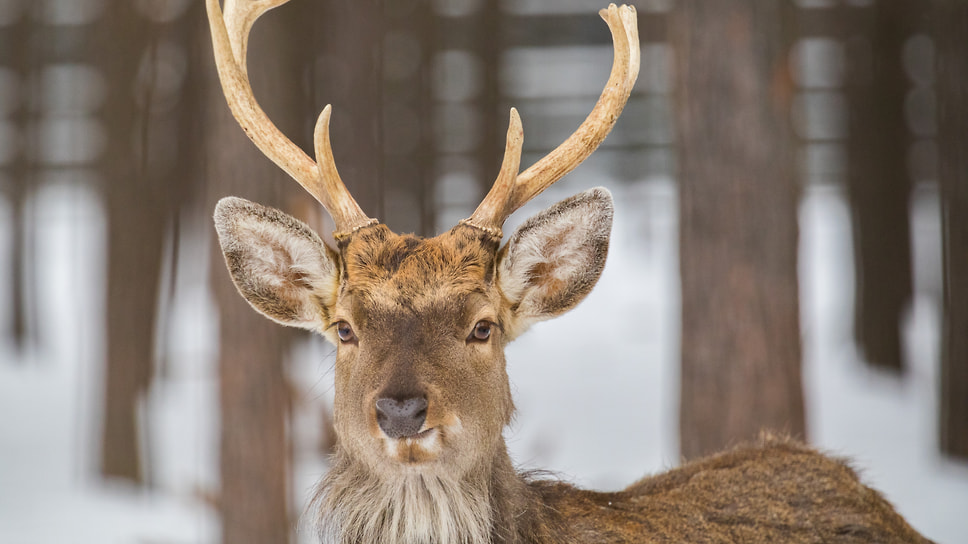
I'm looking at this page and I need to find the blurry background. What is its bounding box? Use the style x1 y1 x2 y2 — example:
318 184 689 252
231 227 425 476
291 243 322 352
0 0 966 542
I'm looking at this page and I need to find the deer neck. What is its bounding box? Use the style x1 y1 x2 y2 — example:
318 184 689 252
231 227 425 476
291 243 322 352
310 441 554 544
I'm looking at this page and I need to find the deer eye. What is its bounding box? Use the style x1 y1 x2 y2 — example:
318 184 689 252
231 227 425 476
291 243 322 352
468 320 492 342
336 321 356 343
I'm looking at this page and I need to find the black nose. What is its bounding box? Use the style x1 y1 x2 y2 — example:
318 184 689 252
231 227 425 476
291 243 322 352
375 397 428 439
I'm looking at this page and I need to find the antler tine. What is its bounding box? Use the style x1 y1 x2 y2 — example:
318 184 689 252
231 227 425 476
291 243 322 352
459 108 523 238
465 4 639 235
206 0 375 237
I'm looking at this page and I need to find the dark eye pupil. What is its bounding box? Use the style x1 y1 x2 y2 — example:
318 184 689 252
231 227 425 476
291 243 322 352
474 321 491 340
337 322 354 342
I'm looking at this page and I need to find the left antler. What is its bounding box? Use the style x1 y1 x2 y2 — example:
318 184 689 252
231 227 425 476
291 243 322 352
206 0 376 237
463 4 640 237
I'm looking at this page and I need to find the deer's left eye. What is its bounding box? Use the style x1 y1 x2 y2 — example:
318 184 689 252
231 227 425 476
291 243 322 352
468 320 492 342
336 321 356 343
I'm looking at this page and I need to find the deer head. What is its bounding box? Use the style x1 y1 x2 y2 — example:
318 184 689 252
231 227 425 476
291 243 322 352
207 0 637 538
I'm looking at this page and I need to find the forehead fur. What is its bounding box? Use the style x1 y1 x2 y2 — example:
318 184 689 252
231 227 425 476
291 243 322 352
338 224 501 306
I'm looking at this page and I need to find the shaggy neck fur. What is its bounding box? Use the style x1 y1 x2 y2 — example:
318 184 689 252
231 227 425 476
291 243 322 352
310 448 496 544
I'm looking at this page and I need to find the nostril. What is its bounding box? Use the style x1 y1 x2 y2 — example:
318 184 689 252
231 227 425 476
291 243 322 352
375 397 428 439
375 397 427 418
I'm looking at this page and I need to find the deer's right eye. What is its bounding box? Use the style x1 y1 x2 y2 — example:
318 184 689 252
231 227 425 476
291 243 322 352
336 321 356 343
468 320 493 343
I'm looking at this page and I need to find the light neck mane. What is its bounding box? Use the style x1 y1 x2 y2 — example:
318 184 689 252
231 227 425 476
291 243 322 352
310 449 494 544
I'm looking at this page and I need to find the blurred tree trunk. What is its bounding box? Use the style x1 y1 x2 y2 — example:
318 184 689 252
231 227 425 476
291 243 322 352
97 3 162 484
156 2 209 362
674 1 805 459
203 1 317 541
0 13 33 356
474 0 502 201
381 0 435 235
450 0 502 225
313 0 383 224
934 0 968 460
313 0 438 235
843 1 917 373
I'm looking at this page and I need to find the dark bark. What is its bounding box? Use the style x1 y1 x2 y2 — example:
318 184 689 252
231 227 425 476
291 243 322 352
448 0 503 226
380 0 436 235
934 0 968 460
215 303 292 544
674 1 806 459
476 0 502 202
309 0 441 235
843 1 918 373
159 2 209 349
203 2 314 541
97 3 162 484
312 0 384 224
0 15 32 355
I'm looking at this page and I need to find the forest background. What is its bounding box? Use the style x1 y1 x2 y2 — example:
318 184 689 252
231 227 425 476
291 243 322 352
0 0 966 542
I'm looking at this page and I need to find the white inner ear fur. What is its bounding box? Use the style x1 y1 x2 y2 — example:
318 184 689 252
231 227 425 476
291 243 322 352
214 197 339 333
497 188 613 339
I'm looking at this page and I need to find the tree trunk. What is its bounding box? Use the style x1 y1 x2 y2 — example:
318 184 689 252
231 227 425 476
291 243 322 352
934 0 968 461
441 0 503 225
674 1 806 459
313 0 383 224
0 15 33 356
204 1 311 541
97 3 161 484
381 0 436 235
843 1 917 373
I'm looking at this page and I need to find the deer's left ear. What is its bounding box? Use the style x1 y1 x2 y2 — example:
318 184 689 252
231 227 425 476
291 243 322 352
497 187 613 339
213 196 341 333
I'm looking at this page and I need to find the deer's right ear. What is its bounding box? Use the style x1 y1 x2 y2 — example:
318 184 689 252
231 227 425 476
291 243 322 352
497 187 613 339
213 197 340 333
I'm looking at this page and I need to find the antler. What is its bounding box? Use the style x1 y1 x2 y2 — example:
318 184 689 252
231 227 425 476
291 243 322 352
206 0 376 237
463 4 640 237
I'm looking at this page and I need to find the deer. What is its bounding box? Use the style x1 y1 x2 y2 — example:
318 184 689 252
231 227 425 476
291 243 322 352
205 0 933 542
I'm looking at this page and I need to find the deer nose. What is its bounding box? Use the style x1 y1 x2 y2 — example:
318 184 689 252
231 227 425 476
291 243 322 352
375 397 428 439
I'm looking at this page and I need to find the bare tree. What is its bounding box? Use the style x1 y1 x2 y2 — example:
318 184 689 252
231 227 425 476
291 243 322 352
96 2 161 483
432 0 503 231
843 1 919 373
202 1 313 540
380 0 436 235
0 10 33 356
312 0 383 223
466 0 503 206
934 0 968 460
673 1 806 459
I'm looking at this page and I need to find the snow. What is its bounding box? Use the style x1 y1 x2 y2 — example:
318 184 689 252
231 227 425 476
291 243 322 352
1 179 966 543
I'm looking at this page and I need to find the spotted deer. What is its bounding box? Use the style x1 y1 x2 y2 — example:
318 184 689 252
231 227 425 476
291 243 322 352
206 0 932 542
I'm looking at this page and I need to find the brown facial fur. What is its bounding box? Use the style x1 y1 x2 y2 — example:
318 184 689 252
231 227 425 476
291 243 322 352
330 224 513 474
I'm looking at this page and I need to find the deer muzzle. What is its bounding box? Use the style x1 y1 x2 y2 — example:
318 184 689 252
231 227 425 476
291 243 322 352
375 396 429 439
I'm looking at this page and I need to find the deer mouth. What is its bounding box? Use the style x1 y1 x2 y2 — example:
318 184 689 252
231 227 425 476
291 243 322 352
410 427 437 441
385 427 442 464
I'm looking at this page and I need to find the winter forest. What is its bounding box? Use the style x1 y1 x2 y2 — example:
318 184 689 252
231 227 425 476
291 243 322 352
1 0 967 542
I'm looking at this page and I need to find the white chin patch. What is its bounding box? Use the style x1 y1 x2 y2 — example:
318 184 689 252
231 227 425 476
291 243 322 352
384 428 442 463
410 429 441 452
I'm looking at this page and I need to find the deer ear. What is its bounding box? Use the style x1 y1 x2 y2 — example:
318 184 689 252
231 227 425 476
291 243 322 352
213 196 340 333
497 187 613 339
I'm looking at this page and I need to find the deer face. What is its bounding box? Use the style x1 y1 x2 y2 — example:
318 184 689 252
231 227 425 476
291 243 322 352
214 188 613 477
328 223 509 474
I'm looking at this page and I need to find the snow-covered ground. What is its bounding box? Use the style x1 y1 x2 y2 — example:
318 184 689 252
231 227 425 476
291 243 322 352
1 177 966 543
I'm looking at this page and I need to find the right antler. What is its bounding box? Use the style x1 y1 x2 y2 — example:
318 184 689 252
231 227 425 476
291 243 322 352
206 0 376 237
463 4 640 238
